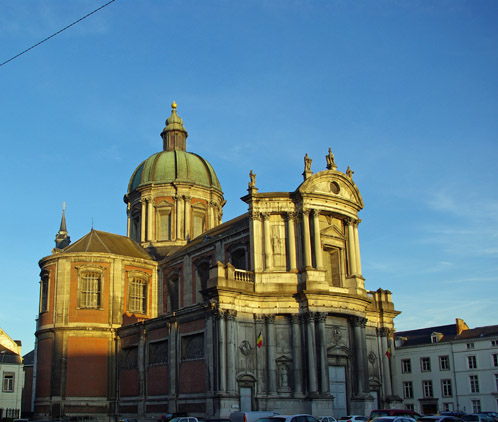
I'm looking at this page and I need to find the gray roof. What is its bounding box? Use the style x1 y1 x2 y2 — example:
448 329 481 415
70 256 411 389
62 229 153 260
396 323 498 347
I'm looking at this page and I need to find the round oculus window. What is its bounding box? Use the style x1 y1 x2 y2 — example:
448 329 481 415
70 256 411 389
330 181 340 194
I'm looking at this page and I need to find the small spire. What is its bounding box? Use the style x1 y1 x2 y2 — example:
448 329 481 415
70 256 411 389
55 203 71 249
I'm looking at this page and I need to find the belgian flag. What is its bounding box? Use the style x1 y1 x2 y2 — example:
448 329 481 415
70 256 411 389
257 331 263 348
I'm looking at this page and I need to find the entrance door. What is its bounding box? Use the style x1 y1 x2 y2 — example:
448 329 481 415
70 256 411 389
329 366 347 417
240 387 252 411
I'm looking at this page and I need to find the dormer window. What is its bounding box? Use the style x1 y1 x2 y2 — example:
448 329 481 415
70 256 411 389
431 332 443 343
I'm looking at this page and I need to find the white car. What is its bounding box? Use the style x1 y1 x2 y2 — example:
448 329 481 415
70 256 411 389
339 416 368 422
320 417 338 422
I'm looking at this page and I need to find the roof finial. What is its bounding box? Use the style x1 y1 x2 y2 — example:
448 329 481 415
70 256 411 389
172 101 177 110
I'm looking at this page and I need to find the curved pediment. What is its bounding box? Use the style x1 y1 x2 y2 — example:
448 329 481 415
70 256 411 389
297 170 364 210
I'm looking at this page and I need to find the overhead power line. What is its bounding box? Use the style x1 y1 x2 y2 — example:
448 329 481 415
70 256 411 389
0 0 117 67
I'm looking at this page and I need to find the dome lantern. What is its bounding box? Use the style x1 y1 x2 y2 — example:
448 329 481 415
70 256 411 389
161 101 188 152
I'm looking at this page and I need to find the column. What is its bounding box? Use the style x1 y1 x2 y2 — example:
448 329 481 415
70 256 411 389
226 310 237 392
354 220 362 276
346 219 357 275
175 196 180 240
291 314 303 393
351 317 368 395
380 327 392 397
140 200 146 242
126 203 131 237
302 210 313 269
305 312 318 393
313 210 323 270
216 311 226 392
263 213 273 270
250 212 263 272
286 213 297 272
147 197 153 241
317 313 329 393
184 196 191 240
266 315 277 393
255 314 266 393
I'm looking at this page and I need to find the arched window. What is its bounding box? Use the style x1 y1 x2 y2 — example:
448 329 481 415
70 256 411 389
40 271 49 313
229 245 248 270
167 272 180 312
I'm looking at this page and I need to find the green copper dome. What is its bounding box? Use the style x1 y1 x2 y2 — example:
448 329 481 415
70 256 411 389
127 103 222 195
128 150 222 193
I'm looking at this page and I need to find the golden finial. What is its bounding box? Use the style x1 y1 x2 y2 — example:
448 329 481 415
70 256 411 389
172 101 177 110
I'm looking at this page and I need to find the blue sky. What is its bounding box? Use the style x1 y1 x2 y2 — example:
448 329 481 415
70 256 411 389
1 0 497 353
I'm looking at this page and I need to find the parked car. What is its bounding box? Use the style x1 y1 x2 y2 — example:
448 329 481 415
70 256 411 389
339 416 368 422
369 410 421 421
255 415 319 422
319 417 337 422
440 413 466 419
169 417 199 422
370 416 416 422
462 415 491 422
418 416 463 422
479 414 498 422
231 412 279 422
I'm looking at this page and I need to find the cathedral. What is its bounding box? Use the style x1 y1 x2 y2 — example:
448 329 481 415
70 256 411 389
34 103 400 422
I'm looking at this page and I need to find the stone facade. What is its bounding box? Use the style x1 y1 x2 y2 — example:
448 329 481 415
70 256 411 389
33 104 400 422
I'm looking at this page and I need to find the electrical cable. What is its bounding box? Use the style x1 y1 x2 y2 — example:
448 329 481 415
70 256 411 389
0 0 117 67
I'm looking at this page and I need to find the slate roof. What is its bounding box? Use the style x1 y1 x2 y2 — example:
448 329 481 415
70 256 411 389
396 323 498 348
166 213 249 259
62 229 153 260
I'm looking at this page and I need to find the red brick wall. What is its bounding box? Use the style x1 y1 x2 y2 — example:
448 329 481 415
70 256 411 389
35 338 52 398
147 364 169 395
66 337 108 397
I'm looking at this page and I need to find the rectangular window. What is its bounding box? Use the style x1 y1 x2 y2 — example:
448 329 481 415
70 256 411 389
468 355 477 369
469 375 480 393
423 380 433 398
441 379 453 397
129 278 147 314
421 357 431 372
472 400 481 413
492 340 498 347
439 355 450 371
402 359 412 374
80 272 101 308
467 342 475 349
405 404 414 411
403 381 413 399
495 374 498 391
493 353 498 367
2 373 14 392
442 403 451 412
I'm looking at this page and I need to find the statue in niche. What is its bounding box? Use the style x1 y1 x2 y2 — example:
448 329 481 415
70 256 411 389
326 147 337 170
279 364 289 389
